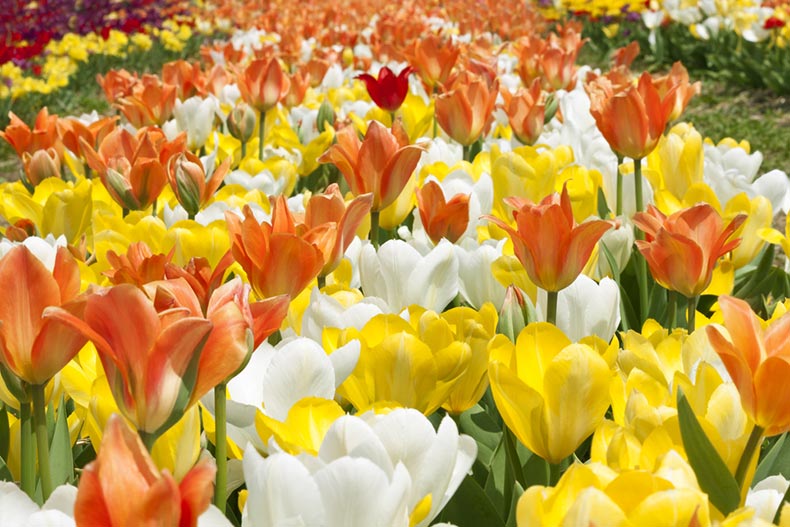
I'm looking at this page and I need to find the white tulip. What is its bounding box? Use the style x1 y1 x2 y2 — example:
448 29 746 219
747 475 790 522
454 239 508 310
301 287 391 342
359 239 459 312
174 96 219 150
538 274 621 342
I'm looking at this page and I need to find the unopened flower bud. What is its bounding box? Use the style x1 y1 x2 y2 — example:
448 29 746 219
227 102 257 143
543 92 559 124
316 99 336 133
497 285 537 342
172 153 203 217
23 148 61 186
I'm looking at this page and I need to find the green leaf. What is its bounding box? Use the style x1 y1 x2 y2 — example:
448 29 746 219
49 397 74 486
0 405 9 462
755 433 790 483
439 474 506 527
459 404 502 467
0 455 13 482
677 389 741 515
505 482 525 527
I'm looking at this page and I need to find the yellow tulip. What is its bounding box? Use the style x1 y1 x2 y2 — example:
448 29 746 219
646 123 704 201
255 397 345 455
326 312 472 415
517 453 711 527
726 194 772 268
488 322 612 463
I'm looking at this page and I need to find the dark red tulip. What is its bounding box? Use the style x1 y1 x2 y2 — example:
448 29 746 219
356 65 414 112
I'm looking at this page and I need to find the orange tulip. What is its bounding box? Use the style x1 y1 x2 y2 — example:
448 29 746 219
48 284 213 438
407 33 459 90
166 152 231 218
56 115 117 159
301 184 373 275
652 61 701 123
303 57 330 88
416 179 470 245
317 120 425 211
237 57 290 113
162 59 207 100
82 127 186 211
500 79 545 146
586 71 673 160
145 277 289 406
707 296 790 436
435 71 499 146
283 70 311 108
225 203 325 299
104 241 173 287
96 68 138 104
633 204 746 298
0 108 60 158
75 414 216 526
0 245 86 386
116 74 178 127
485 187 612 292
165 252 235 314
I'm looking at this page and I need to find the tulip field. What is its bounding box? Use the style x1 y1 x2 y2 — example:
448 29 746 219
3 0 790 524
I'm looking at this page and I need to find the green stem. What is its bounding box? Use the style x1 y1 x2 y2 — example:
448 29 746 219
503 427 526 490
317 274 326 290
214 382 228 513
546 290 559 326
19 401 35 499
774 465 790 523
432 86 438 138
687 295 698 333
389 111 396 126
548 461 562 486
462 145 471 163
31 383 52 502
735 424 764 492
122 207 129 218
615 155 623 216
258 110 266 161
240 140 247 160
633 159 649 323
139 431 158 451
667 290 677 330
370 210 380 249
151 198 157 218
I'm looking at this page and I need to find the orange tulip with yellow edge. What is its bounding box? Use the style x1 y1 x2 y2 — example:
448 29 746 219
486 186 612 292
318 120 425 211
500 79 545 146
116 74 178 127
633 204 746 298
0 245 86 387
707 295 790 437
237 58 290 114
74 414 216 527
435 71 499 146
225 202 324 299
416 179 470 245
407 33 460 90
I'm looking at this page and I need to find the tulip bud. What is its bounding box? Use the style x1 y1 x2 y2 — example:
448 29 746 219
227 102 257 143
496 285 537 342
172 153 203 217
23 148 61 186
596 217 635 279
105 166 137 210
316 99 336 133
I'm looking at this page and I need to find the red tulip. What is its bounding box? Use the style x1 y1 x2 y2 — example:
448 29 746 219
357 65 414 112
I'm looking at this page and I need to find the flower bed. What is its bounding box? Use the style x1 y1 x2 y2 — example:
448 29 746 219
1 0 790 525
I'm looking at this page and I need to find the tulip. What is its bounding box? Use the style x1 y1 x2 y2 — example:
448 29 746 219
227 102 257 145
707 296 790 438
22 148 61 187
166 151 231 219
318 120 425 212
435 72 499 149
173 96 218 151
56 115 117 162
633 204 746 299
488 322 612 463
485 186 612 326
302 183 373 277
237 57 290 159
408 33 459 90
116 74 178 127
500 79 546 146
96 69 138 104
162 59 207 100
0 245 85 387
0 108 59 158
283 70 310 108
416 179 470 245
0 482 76 524
75 415 216 527
586 71 673 162
104 241 172 287
326 311 471 415
81 127 186 212
47 284 213 444
357 65 414 114
225 203 324 299
652 61 701 123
